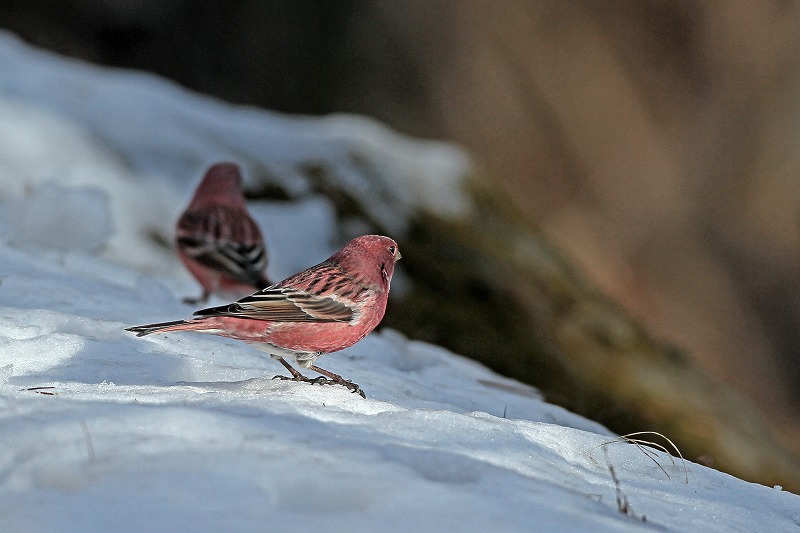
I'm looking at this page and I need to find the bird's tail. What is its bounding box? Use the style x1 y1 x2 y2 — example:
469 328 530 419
125 320 193 337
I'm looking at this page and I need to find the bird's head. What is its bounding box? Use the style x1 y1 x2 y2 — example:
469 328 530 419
333 235 401 290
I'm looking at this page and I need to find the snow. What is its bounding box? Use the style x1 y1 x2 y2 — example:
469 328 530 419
0 30 798 532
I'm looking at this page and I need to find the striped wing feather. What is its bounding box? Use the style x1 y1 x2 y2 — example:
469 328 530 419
178 206 267 285
193 287 354 323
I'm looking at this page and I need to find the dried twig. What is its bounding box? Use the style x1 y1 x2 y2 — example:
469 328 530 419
21 386 57 396
605 447 646 521
589 431 688 483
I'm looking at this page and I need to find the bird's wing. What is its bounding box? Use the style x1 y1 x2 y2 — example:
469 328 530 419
177 206 267 286
193 286 354 323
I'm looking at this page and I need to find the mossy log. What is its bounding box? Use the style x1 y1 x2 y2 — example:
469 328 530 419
375 174 800 492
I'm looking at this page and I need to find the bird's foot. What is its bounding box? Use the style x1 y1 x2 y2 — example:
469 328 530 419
272 373 308 382
306 363 367 398
307 376 339 387
348 382 367 399
271 357 366 398
308 376 365 397
272 374 365 398
272 374 337 387
330 378 366 399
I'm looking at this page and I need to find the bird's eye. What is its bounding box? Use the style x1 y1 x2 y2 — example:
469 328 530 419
388 245 396 255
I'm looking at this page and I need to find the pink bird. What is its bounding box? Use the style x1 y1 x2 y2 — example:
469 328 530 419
127 235 401 398
176 162 270 305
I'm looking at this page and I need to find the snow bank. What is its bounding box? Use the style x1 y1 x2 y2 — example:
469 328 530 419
0 30 797 532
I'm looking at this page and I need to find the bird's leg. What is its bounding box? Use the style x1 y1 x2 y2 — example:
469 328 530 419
308 364 366 399
182 290 209 306
271 356 309 381
272 357 365 398
272 356 338 386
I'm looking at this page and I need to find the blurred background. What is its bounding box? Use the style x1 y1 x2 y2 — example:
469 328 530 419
3 0 800 462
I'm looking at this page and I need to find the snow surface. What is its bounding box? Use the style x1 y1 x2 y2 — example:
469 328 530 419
0 31 798 532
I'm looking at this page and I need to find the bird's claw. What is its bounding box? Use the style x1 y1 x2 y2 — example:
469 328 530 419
309 377 365 398
307 376 338 386
271 374 365 398
272 374 306 382
302 375 366 398
340 380 367 399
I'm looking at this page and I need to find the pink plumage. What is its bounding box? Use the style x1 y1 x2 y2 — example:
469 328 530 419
176 162 270 305
127 235 401 397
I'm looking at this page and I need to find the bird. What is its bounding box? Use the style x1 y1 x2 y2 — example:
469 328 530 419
127 235 401 398
175 162 271 305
